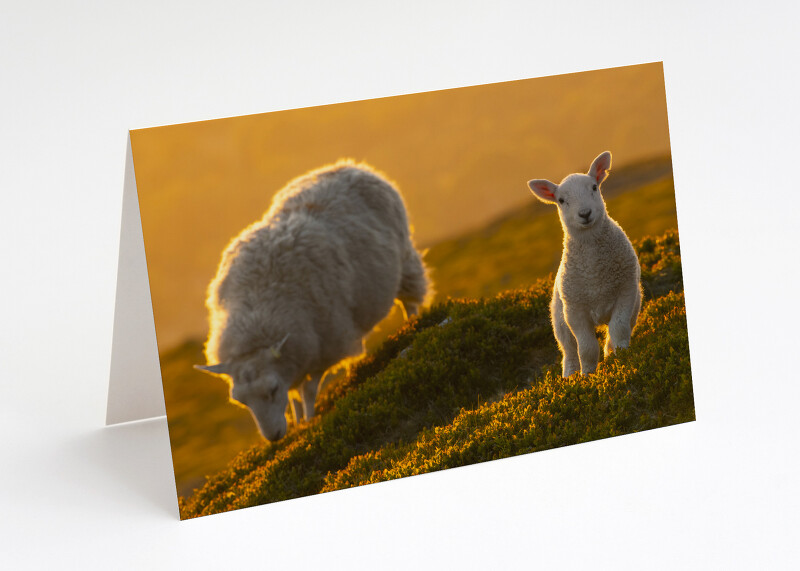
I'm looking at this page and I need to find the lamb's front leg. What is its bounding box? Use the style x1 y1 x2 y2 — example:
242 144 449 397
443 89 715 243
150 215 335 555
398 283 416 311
552 289 579 376
300 371 323 421
565 307 599 375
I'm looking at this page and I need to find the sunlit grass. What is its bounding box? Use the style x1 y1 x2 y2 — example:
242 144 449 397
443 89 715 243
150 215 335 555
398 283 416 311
176 229 691 519
322 290 691 489
163 161 681 503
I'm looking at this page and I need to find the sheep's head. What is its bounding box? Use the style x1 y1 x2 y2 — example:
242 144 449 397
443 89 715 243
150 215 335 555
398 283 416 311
195 335 293 442
528 151 612 234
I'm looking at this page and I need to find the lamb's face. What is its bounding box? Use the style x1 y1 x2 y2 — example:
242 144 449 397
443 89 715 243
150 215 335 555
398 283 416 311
553 173 608 233
229 358 290 442
528 151 613 235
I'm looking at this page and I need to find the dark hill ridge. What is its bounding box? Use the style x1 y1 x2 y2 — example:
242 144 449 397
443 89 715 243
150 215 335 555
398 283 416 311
422 154 673 249
425 154 677 300
177 229 691 519
594 154 674 200
490 153 674 229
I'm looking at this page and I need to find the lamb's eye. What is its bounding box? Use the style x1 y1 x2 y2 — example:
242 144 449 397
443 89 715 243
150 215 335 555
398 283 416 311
558 198 565 204
592 184 597 191
269 386 278 399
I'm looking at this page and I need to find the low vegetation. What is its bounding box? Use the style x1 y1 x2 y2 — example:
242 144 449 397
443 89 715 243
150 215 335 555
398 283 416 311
323 289 691 490
177 229 692 519
162 156 680 498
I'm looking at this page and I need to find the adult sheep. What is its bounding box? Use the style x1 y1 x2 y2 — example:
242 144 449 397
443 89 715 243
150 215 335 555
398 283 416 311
528 151 642 377
195 160 430 441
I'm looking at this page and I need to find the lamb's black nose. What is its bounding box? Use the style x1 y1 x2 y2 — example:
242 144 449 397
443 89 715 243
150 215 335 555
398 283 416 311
579 208 592 220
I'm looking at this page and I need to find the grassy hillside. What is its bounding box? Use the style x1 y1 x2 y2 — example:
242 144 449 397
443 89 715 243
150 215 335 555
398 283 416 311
161 157 682 500
177 230 691 519
160 341 263 496
322 290 691 490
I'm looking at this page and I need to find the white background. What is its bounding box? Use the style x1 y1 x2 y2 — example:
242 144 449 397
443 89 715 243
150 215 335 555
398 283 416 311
2 1 798 568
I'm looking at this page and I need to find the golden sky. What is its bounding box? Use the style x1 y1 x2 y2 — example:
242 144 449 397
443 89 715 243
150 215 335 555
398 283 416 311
132 62 671 349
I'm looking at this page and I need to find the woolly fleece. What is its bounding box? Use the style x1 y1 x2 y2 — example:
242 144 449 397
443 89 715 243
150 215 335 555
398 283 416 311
198 161 429 440
528 151 642 376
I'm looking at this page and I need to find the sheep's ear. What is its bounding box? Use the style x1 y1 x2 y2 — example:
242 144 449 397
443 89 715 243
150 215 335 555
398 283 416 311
589 151 612 184
528 179 558 203
194 363 230 376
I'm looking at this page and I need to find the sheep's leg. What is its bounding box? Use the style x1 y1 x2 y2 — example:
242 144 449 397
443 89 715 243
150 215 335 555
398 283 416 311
552 289 580 376
564 306 599 375
604 334 615 358
397 246 427 320
630 284 642 330
289 394 303 426
608 315 631 353
608 285 642 354
399 299 419 320
301 371 323 421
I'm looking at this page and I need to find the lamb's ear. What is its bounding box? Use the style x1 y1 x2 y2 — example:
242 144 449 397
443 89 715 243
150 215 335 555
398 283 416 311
528 179 558 203
589 151 612 184
194 363 230 376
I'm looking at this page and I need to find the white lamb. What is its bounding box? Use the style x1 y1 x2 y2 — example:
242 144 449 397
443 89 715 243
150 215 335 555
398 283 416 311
195 160 430 441
528 151 642 377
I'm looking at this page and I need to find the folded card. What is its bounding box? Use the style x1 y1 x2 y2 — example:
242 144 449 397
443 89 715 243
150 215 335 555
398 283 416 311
108 62 695 519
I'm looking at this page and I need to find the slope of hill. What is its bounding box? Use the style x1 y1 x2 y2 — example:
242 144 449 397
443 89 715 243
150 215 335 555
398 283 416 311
160 341 263 497
161 157 681 500
177 230 692 519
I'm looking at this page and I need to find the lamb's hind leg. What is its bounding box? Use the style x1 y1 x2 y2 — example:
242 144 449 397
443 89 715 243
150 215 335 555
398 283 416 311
552 289 580 376
604 332 615 358
607 285 642 355
563 304 600 375
607 313 631 357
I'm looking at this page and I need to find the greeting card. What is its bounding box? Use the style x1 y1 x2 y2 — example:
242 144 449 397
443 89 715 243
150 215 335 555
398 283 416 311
108 62 694 519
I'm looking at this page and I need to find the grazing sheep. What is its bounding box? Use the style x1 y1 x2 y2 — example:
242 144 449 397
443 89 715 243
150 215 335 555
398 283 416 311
528 151 642 376
195 160 430 441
